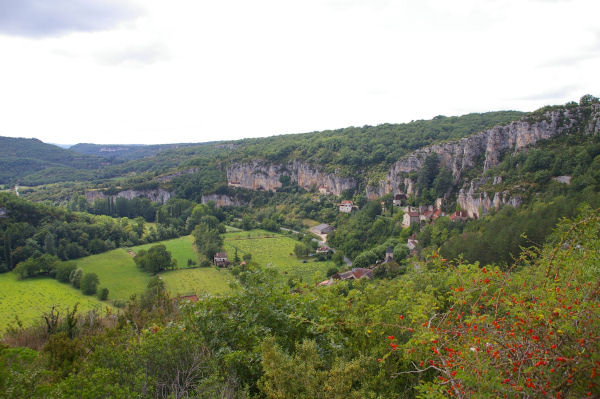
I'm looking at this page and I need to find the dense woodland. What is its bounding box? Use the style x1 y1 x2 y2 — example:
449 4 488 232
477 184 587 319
1 98 600 398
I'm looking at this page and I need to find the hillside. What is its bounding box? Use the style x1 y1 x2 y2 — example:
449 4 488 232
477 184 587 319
69 142 202 161
0 137 108 185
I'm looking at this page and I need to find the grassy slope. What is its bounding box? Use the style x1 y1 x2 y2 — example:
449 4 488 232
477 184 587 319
75 237 232 302
0 273 109 333
222 229 335 282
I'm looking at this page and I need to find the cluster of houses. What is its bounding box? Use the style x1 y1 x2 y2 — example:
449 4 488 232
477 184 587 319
317 246 394 287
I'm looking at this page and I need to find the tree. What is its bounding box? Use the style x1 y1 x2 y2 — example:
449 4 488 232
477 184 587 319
192 223 223 261
80 273 99 295
70 268 83 289
133 245 176 274
97 287 109 300
53 262 77 283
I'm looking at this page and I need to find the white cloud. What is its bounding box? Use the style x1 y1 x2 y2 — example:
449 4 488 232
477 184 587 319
0 0 598 144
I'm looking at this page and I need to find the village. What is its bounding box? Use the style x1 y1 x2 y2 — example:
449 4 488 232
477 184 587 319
209 192 472 288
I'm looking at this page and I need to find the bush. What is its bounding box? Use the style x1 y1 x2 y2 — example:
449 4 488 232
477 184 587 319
97 287 109 301
69 268 83 289
80 273 99 295
53 262 77 283
112 299 126 308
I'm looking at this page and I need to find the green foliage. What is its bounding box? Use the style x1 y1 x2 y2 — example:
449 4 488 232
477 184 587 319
133 244 176 274
69 268 83 289
80 273 99 295
97 287 109 301
192 222 223 261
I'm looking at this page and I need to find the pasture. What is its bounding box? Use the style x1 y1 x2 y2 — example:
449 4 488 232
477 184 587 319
133 235 199 269
223 229 335 282
0 272 108 333
74 236 232 302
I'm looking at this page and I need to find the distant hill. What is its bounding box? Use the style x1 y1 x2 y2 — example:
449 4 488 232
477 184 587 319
70 143 201 161
0 137 108 185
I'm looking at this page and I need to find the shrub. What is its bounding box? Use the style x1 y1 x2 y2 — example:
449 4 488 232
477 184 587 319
97 287 109 301
80 273 99 295
69 268 83 289
53 262 77 283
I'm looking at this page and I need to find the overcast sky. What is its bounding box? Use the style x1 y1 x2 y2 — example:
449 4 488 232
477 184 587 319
0 0 598 145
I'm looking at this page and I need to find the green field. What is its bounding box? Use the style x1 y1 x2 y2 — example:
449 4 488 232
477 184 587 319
73 236 232 302
223 229 335 282
1 230 328 332
133 236 199 269
0 272 109 333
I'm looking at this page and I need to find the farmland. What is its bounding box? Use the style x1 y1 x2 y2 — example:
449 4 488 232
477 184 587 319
133 235 199 269
0 272 108 333
74 236 232 302
0 229 329 331
222 229 335 282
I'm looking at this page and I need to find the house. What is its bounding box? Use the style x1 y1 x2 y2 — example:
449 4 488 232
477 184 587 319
335 268 373 280
431 209 443 221
310 223 335 235
420 210 434 222
214 252 230 267
449 211 469 222
393 193 407 206
384 246 394 262
339 200 354 213
316 246 330 254
407 239 418 251
402 211 420 228
317 268 373 286
318 185 329 195
228 181 242 188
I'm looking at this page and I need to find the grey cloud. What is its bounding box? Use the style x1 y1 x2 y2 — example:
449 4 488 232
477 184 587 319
94 43 169 66
0 0 141 38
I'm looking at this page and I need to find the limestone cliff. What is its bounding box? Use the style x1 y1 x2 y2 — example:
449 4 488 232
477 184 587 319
227 160 356 196
368 104 600 211
456 179 523 218
85 188 172 204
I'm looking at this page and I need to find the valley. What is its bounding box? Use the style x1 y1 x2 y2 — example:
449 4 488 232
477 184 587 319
1 96 599 398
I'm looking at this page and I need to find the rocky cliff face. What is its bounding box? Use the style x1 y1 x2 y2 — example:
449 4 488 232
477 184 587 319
227 160 356 196
368 105 599 202
84 188 172 204
201 194 245 207
456 179 523 218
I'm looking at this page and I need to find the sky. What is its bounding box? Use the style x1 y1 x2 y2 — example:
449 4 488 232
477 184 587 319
0 0 598 145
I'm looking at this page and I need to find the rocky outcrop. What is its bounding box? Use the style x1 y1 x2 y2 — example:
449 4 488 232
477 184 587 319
84 189 172 204
201 194 245 207
227 160 356 196
457 180 522 218
369 105 599 198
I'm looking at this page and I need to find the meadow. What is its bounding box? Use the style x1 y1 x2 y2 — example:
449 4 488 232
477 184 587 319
222 229 335 282
0 229 329 331
0 272 108 333
133 235 199 269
